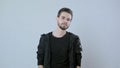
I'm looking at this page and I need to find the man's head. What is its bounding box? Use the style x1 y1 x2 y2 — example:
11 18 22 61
56 7 73 30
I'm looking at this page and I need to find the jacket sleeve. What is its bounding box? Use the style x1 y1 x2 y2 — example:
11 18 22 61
74 36 82 66
37 34 45 65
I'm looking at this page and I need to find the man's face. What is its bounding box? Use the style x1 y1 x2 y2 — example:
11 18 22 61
57 12 72 30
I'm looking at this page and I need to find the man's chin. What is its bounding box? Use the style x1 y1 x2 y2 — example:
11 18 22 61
60 27 68 30
58 24 69 30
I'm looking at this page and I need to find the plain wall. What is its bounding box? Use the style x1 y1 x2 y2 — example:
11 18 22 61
0 0 120 68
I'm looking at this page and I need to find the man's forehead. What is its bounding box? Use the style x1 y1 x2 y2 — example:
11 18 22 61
60 12 72 18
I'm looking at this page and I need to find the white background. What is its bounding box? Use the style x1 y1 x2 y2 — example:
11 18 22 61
0 0 120 68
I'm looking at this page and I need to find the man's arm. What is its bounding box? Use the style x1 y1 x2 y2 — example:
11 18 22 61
75 36 82 68
38 65 44 68
37 35 45 68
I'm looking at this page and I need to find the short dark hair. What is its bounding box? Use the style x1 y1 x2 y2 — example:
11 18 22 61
57 7 73 20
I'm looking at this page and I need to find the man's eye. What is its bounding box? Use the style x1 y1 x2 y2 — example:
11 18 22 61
62 17 65 19
67 18 71 21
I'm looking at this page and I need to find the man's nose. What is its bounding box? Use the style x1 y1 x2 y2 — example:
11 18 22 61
64 19 68 23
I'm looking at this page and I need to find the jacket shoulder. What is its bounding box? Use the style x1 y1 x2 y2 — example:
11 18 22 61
40 32 52 38
68 32 79 39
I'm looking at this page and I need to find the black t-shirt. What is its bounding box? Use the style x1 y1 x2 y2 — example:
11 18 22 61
50 32 70 68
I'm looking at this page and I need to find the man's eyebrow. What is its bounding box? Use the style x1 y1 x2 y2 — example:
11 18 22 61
61 16 65 18
62 16 65 17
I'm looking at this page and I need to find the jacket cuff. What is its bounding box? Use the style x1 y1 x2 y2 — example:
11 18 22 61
37 61 44 65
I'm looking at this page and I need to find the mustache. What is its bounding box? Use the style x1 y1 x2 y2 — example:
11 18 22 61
61 23 67 25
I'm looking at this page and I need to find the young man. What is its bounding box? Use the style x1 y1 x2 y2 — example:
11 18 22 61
37 7 82 68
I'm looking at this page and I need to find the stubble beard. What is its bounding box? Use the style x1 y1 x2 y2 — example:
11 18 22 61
58 23 69 30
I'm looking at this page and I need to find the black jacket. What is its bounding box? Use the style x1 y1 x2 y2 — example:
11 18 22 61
37 32 82 68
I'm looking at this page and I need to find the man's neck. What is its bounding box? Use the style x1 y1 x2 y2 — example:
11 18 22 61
52 28 66 38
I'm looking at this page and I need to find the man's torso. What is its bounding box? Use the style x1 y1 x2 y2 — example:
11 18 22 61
50 32 70 68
